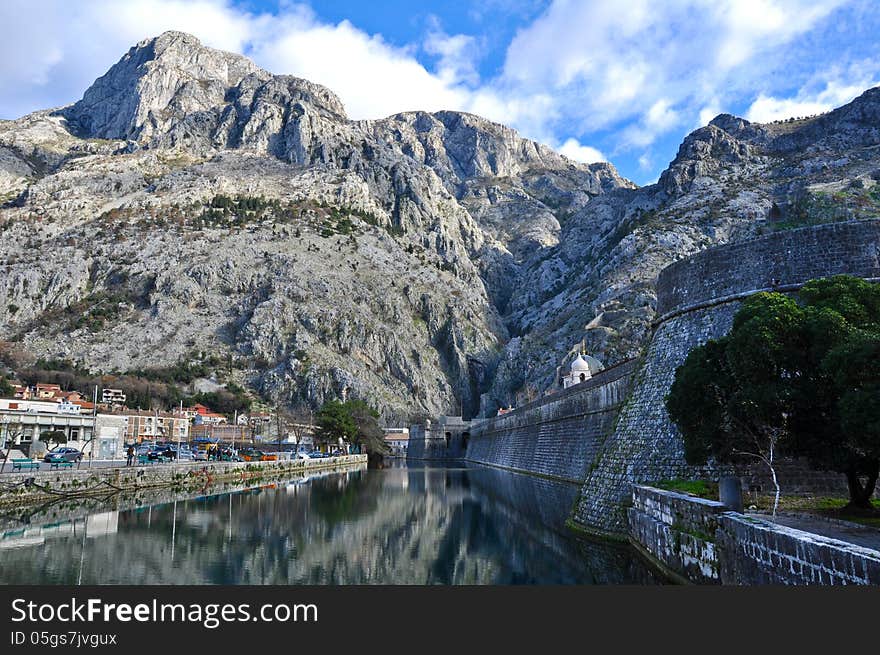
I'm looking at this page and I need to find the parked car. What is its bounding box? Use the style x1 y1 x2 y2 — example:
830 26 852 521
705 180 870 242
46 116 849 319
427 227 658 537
192 447 208 461
44 447 83 463
176 446 194 461
148 444 177 461
307 450 326 459
239 448 277 462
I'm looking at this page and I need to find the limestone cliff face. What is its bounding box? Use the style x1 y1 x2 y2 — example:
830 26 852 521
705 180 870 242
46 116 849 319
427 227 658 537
486 87 880 408
1 31 879 420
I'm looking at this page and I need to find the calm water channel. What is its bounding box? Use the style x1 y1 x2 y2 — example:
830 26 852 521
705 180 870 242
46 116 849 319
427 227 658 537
0 463 662 584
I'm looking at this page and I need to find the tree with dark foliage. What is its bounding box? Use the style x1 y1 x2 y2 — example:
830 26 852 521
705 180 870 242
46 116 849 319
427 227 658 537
667 276 880 512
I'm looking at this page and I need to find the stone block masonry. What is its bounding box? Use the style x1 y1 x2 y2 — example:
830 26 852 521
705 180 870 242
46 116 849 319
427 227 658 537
655 219 880 319
466 359 639 483
0 455 368 510
573 219 880 536
716 513 880 585
628 485 725 584
629 485 880 585
574 304 738 534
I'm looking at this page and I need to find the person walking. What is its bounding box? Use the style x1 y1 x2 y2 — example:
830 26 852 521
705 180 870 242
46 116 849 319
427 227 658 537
126 445 135 467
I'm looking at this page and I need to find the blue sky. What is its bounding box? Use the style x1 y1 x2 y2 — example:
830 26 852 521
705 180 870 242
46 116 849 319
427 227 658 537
1 0 879 184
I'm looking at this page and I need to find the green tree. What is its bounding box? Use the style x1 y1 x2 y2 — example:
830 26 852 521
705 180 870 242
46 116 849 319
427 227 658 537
0 376 13 397
40 430 67 448
315 400 357 448
346 399 391 456
667 276 880 512
315 399 390 456
667 292 803 514
787 277 880 509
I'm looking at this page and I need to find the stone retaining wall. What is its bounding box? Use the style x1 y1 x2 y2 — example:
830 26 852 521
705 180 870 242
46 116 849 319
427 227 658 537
717 513 880 585
655 219 880 319
0 455 368 509
466 359 639 482
628 485 726 583
573 219 880 536
629 485 880 585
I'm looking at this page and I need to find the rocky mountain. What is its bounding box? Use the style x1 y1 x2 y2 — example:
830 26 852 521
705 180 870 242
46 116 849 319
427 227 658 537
1 31 878 420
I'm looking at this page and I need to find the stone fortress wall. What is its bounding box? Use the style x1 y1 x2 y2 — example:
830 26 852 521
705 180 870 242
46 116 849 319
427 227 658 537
572 219 880 536
465 359 639 483
407 415 473 461
628 484 880 584
412 220 880 538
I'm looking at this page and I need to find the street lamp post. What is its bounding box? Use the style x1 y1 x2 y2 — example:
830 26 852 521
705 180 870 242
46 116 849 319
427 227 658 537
0 416 9 474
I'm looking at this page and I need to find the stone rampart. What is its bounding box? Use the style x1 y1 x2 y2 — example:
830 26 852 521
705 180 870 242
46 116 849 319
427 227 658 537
573 220 880 536
629 485 880 585
465 359 639 483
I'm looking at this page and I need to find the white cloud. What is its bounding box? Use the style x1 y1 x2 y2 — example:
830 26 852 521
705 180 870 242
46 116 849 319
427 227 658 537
0 0 871 180
711 0 847 71
250 15 477 118
0 0 490 122
557 138 606 163
745 73 879 122
698 101 723 127
423 20 482 87
0 0 261 118
497 0 847 146
645 99 679 131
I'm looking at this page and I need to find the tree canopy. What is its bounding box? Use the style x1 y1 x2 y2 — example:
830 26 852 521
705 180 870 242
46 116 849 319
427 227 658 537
315 399 390 456
666 275 880 510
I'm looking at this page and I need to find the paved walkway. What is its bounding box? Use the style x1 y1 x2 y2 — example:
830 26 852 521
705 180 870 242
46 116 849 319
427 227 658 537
754 512 880 552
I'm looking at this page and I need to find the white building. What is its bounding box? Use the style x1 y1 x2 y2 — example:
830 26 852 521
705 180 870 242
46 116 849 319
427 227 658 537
101 388 127 406
561 353 604 389
384 428 409 456
0 398 94 449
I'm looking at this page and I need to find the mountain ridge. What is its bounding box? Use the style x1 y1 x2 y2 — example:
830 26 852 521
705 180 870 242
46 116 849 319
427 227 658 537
1 31 879 420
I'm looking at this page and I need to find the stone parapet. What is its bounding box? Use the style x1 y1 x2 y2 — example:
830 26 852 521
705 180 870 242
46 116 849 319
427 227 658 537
629 485 880 585
466 360 639 483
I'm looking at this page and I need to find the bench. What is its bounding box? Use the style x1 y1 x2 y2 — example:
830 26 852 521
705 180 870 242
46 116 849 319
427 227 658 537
50 461 75 470
12 459 41 471
137 454 156 465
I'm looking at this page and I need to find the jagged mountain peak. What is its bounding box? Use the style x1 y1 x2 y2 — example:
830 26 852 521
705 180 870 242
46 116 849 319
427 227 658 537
62 30 346 145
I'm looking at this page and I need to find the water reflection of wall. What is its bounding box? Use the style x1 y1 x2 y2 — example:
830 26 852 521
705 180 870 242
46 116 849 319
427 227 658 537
0 466 661 584
465 466 663 585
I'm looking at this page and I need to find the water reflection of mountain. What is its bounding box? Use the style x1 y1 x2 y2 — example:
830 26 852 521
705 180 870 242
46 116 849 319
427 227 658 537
0 465 661 584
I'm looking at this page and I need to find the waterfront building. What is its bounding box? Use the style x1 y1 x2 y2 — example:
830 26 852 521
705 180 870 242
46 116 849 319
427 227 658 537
93 414 128 458
384 428 409 455
190 423 248 444
247 412 272 429
0 401 94 448
0 398 127 456
121 410 190 444
194 412 227 425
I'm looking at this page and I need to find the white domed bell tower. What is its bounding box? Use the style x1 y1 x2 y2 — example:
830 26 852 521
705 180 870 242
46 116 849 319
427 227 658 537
561 352 604 389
